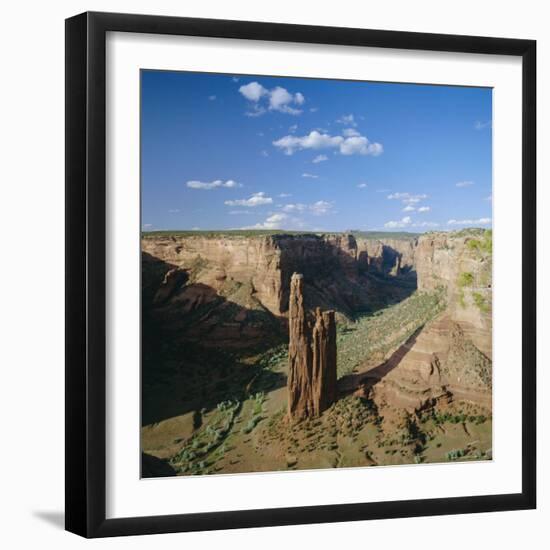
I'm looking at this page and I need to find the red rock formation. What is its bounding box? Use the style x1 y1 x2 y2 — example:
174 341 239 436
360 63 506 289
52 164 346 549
312 308 337 416
287 273 337 420
142 233 368 317
287 274 314 419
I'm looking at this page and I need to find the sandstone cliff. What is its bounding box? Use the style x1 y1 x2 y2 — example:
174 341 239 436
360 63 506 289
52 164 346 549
142 233 373 322
142 230 492 405
415 230 492 357
350 229 493 411
355 237 416 276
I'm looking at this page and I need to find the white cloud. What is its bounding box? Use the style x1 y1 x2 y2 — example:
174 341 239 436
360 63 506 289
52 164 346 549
143 223 153 229
342 128 360 137
310 200 333 215
336 114 357 127
302 172 318 179
456 180 475 188
369 143 384 156
418 206 431 212
484 194 493 202
239 81 305 115
265 213 287 226
282 200 334 216
309 107 318 113
260 150 269 157
475 120 492 130
273 130 383 157
273 131 341 154
447 218 492 226
412 221 439 228
244 104 266 117
289 124 298 133
278 193 292 198
186 179 242 190
402 205 415 212
269 86 301 114
232 76 240 83
376 188 390 193
282 203 307 213
340 136 382 156
357 183 368 189
241 213 290 230
384 216 412 229
387 192 428 205
168 209 180 213
228 210 252 215
239 81 267 102
224 192 273 207
208 95 216 101
312 154 328 164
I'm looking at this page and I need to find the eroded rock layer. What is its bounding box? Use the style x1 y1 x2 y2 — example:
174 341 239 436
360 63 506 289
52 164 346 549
142 230 492 407
288 273 337 420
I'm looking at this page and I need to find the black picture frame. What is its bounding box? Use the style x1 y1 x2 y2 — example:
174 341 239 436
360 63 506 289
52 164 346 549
65 11 536 538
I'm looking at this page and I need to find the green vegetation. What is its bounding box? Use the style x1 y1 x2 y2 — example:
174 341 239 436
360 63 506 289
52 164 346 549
457 272 474 288
142 225 493 476
453 228 491 239
337 289 446 377
473 291 490 313
429 410 490 426
457 272 473 308
187 255 210 283
466 230 492 255
170 399 241 475
256 345 288 370
446 448 466 461
242 414 264 435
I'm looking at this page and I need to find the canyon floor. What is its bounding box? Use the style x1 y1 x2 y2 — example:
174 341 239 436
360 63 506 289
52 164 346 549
141 230 492 477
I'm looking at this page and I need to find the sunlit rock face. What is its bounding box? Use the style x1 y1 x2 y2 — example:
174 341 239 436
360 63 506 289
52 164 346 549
287 273 337 421
141 233 368 318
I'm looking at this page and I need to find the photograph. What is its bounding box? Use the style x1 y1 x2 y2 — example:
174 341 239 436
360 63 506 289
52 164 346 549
140 70 493 478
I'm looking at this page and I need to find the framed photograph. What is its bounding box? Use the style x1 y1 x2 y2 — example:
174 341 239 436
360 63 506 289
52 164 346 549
65 11 536 537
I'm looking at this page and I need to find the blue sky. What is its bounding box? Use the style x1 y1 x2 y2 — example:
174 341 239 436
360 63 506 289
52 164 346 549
141 70 492 233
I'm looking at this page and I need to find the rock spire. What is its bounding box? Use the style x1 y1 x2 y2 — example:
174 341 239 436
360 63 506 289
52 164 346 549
287 273 337 420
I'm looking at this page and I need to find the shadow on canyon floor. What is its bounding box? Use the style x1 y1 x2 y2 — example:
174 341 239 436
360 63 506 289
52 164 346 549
337 324 424 395
142 254 288 426
141 247 418 427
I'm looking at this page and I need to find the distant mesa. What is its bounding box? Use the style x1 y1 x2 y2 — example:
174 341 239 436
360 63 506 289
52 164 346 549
287 272 337 420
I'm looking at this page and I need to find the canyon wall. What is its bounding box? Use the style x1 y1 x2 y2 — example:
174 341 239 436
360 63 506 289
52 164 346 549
356 237 417 275
142 233 368 319
142 230 492 367
362 230 493 411
415 230 492 358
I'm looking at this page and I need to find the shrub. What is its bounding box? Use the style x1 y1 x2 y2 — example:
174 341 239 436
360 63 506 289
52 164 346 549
473 292 490 313
466 232 492 254
467 239 481 251
458 290 466 308
446 449 465 461
458 272 474 288
242 415 264 434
